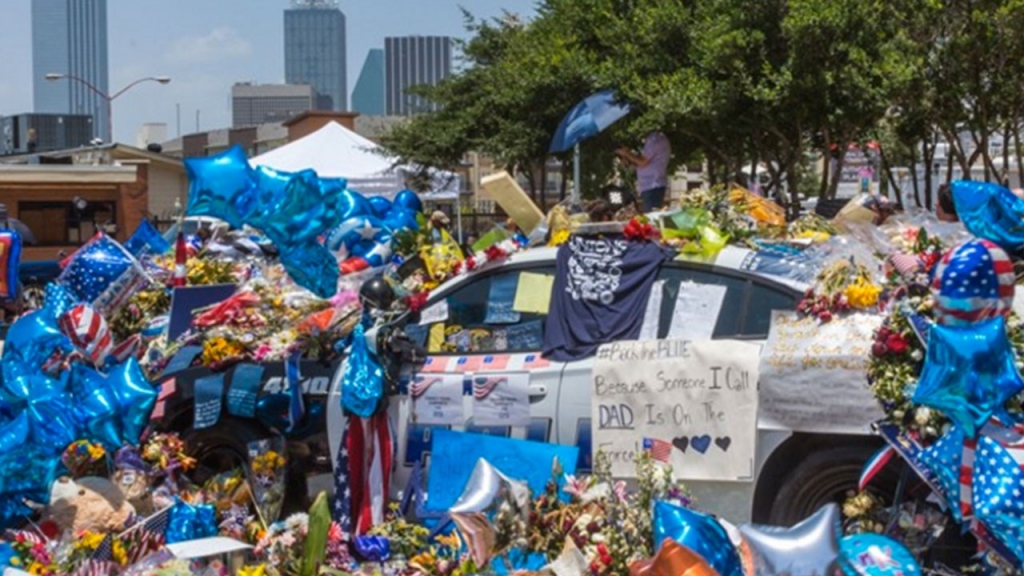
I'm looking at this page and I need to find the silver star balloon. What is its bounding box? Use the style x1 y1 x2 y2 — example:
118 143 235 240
449 458 531 513
739 503 841 576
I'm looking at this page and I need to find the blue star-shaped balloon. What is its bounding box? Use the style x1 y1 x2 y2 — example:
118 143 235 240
952 180 1024 254
184 145 258 229
653 500 743 576
911 316 1024 437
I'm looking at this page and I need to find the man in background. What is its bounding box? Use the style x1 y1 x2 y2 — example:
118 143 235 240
616 132 671 212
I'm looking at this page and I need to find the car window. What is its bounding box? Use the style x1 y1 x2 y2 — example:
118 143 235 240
656 266 749 338
744 282 799 336
406 265 556 354
655 263 798 339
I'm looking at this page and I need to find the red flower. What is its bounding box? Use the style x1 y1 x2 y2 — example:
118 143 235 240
465 257 477 271
485 245 504 261
597 543 613 565
871 341 888 357
405 292 429 313
818 310 833 323
885 333 908 354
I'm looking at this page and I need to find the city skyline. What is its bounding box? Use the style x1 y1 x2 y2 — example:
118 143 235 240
385 36 452 116
351 48 384 116
0 1 533 144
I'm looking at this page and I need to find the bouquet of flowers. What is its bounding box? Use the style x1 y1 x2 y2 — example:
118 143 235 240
797 258 882 322
247 438 287 529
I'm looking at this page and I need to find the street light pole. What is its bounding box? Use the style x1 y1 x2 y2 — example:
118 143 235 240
44 73 171 143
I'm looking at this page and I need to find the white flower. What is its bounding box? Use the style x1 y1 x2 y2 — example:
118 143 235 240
591 532 606 543
914 407 932 426
284 513 309 532
893 410 905 420
910 349 923 362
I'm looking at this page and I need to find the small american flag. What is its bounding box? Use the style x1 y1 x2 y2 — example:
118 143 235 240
643 437 672 463
888 252 922 279
472 377 506 400
89 534 114 561
142 504 172 536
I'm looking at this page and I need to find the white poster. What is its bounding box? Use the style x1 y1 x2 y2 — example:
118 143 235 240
592 340 760 482
667 282 727 341
758 311 884 434
411 373 465 425
471 372 530 426
419 299 449 324
638 279 666 340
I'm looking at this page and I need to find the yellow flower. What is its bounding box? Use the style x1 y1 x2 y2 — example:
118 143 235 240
844 280 882 308
238 564 267 576
112 540 127 565
549 229 570 247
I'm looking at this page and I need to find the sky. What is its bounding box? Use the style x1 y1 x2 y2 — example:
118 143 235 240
0 0 535 144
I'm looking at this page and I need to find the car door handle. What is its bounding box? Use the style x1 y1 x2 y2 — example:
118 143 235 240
529 384 547 397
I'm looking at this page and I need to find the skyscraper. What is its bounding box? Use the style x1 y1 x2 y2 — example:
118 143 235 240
351 49 384 116
284 0 347 112
231 83 317 128
32 0 110 141
385 36 453 116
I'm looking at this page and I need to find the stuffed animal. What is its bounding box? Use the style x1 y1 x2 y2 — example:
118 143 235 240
46 476 135 534
113 469 153 517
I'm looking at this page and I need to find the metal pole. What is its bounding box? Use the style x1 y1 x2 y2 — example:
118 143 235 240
456 197 464 245
106 97 113 144
572 143 581 203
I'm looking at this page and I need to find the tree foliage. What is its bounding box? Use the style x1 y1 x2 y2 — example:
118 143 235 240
382 0 1024 209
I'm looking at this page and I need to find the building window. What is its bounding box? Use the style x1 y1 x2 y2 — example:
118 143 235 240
18 200 116 246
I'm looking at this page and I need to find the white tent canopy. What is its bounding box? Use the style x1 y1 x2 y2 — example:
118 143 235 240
249 121 460 200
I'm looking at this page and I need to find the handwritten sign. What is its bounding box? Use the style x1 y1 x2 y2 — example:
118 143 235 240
592 339 759 481
472 372 530 426
758 311 884 434
227 364 263 418
411 373 464 425
193 374 225 430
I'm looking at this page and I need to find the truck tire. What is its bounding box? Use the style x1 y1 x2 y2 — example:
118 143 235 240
183 418 268 487
768 445 975 569
183 418 310 517
767 444 889 526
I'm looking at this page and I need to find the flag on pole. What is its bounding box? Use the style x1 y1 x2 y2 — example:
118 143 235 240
172 230 187 288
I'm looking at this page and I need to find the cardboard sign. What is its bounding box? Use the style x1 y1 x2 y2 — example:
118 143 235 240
471 372 530 426
758 311 884 434
411 373 465 425
592 339 760 482
480 171 544 233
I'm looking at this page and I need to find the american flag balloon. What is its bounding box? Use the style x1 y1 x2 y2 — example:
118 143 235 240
59 232 149 315
58 304 113 365
930 239 1014 326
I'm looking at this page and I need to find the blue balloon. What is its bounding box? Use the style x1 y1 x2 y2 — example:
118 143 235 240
653 500 743 576
393 189 424 213
952 180 1024 254
368 196 393 219
1 308 69 387
326 216 388 254
839 533 922 576
71 365 124 449
27 394 77 452
353 535 391 562
383 208 419 233
183 145 257 228
44 282 77 318
106 358 158 444
279 244 339 300
3 373 64 404
0 445 59 528
341 325 384 418
912 316 1024 437
0 413 29 454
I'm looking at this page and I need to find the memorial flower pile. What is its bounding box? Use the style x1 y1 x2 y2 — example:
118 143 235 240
797 259 881 322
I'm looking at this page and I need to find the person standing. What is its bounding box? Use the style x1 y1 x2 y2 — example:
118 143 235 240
616 132 672 212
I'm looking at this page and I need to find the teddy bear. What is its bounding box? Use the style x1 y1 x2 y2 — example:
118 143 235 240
113 468 154 517
46 476 135 534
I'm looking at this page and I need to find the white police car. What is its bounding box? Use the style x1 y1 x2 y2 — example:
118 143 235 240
326 245 891 525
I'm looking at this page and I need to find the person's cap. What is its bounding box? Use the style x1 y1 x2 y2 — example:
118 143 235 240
431 211 450 225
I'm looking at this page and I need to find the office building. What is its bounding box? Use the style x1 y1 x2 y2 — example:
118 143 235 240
0 113 94 156
385 36 452 116
32 0 110 141
231 84 316 128
351 49 385 116
284 0 347 111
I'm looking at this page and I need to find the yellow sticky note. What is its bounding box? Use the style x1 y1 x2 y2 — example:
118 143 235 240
428 323 446 353
513 272 554 314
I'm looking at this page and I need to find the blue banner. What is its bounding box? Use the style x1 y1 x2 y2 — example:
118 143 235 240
227 364 263 418
193 374 224 430
485 273 521 324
